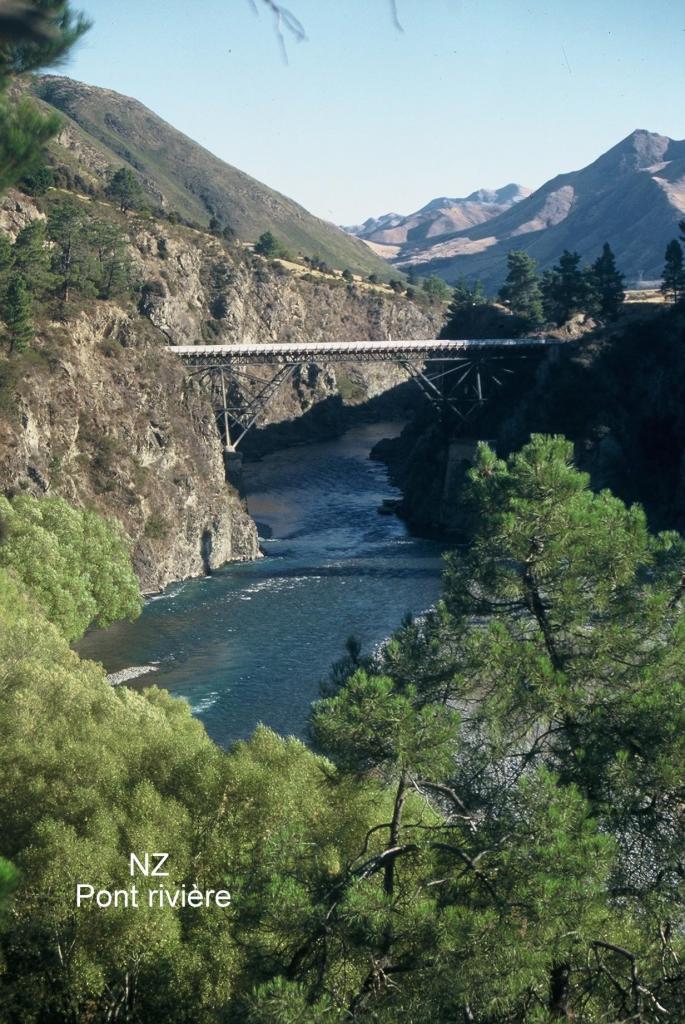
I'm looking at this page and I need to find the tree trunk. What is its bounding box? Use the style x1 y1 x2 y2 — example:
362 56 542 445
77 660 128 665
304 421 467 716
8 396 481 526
549 961 573 1020
384 770 407 896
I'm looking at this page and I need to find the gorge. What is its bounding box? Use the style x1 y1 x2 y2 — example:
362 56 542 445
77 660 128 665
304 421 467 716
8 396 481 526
77 421 449 745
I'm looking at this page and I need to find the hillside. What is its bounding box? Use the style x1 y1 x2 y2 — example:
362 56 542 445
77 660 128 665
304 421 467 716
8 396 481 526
353 131 685 289
344 184 530 255
0 184 440 591
29 75 395 279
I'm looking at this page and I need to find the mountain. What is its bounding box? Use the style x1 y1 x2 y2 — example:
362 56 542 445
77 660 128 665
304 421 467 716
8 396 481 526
344 184 530 256
29 75 395 279
383 131 685 288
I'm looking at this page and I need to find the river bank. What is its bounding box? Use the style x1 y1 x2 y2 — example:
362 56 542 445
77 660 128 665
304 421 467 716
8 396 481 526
77 422 450 747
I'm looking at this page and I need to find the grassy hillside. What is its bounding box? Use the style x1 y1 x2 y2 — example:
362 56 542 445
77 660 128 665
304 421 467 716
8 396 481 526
30 75 395 279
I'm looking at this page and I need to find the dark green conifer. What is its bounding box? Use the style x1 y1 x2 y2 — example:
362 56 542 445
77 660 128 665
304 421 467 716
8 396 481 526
498 249 544 327
661 239 685 303
588 241 625 319
105 166 145 213
3 275 34 352
541 250 591 325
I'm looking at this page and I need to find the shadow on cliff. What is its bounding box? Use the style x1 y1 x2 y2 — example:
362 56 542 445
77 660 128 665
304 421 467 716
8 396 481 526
239 378 429 460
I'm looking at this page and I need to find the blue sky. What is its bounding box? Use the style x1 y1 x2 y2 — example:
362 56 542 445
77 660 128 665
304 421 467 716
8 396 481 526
58 0 685 223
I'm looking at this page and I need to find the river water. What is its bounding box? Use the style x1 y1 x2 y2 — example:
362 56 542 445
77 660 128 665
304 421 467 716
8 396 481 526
77 422 449 748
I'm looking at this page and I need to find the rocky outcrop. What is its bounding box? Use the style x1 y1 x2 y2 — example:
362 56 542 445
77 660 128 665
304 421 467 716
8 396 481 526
0 304 259 592
0 192 442 591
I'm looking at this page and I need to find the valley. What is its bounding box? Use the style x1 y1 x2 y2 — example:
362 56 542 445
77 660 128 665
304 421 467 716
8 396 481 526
2 11 685 1018
77 422 448 746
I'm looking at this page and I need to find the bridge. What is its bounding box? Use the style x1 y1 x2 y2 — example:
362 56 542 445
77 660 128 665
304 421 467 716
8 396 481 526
168 338 563 451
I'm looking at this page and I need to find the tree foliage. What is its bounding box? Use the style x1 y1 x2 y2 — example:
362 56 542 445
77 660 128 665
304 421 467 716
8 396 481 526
661 239 685 303
46 198 133 301
0 494 141 640
589 241 625 319
421 274 450 301
254 230 289 259
2 272 33 351
105 166 145 213
498 249 544 327
0 1 90 192
2 437 685 1021
541 249 593 325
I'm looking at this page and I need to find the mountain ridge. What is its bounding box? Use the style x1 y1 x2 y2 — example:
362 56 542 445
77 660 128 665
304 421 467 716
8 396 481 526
30 75 396 279
343 184 530 251
348 130 685 288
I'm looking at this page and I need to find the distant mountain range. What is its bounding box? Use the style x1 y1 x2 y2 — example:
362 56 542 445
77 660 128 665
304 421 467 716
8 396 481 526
343 184 530 257
29 76 394 279
345 131 685 288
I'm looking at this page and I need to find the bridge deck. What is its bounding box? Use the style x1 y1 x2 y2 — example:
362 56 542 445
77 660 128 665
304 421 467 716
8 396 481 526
168 338 561 366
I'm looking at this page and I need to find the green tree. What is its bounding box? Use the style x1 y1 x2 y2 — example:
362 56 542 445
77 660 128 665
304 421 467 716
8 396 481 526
2 274 33 352
588 241 625 319
359 435 685 1020
105 165 145 212
661 239 685 303
342 267 354 282
542 249 592 325
0 858 17 918
47 198 94 300
498 249 544 327
89 219 133 298
421 274 450 301
13 218 53 294
0 2 90 193
0 228 13 302
18 163 55 196
440 278 488 337
0 567 227 1022
0 494 141 640
254 230 285 259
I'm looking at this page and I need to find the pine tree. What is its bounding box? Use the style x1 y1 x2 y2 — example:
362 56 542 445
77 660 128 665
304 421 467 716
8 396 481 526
254 230 284 258
89 220 132 298
0 2 90 193
541 250 591 325
105 166 145 213
2 275 34 352
661 239 685 303
0 229 13 304
440 278 488 337
589 241 625 319
13 219 52 295
498 249 543 327
47 200 95 301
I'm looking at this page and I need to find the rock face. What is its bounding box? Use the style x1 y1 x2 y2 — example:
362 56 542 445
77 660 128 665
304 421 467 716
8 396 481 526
0 192 441 592
0 302 259 593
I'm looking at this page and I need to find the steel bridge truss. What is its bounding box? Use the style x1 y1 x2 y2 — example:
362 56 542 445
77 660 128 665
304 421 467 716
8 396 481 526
181 346 544 450
191 364 298 451
400 355 516 423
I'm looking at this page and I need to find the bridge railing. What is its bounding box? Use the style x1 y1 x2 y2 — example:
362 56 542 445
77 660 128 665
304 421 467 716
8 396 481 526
167 338 561 366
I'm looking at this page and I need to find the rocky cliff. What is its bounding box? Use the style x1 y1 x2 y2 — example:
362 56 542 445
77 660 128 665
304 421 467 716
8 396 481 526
376 305 685 540
0 189 441 592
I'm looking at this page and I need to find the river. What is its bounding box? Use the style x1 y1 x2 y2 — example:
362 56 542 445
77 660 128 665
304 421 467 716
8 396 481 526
77 422 449 748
